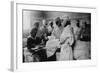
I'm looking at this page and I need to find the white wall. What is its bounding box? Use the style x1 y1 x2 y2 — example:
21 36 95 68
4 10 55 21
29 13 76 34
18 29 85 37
23 10 90 31
0 0 100 73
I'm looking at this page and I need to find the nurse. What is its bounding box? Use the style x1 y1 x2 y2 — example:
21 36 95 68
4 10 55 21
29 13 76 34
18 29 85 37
59 17 74 61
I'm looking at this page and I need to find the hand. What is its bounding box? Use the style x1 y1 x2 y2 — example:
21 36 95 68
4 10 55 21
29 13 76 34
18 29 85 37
31 46 39 50
57 45 61 48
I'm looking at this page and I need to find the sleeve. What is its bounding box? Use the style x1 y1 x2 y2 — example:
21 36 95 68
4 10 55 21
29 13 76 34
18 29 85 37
60 26 74 45
60 28 68 44
27 37 35 49
66 27 74 46
52 28 56 37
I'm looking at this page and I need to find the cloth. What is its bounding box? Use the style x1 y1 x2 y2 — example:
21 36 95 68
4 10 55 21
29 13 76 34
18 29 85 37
58 25 74 61
74 40 90 60
73 26 81 40
52 25 63 39
60 25 74 46
27 36 36 49
27 36 42 50
59 45 73 61
46 38 60 57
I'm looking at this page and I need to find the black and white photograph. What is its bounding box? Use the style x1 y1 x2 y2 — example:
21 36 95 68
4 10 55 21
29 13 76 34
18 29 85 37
22 10 91 62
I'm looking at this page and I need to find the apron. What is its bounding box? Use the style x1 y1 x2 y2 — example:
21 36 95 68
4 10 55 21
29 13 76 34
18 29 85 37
59 44 73 61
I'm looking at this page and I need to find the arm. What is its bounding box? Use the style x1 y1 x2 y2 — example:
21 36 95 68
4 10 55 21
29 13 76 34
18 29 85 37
27 37 35 49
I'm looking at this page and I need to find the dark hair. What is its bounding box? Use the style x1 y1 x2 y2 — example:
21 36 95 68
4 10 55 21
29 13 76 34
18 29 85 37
76 20 80 27
55 17 61 27
49 21 53 28
34 22 39 28
30 28 38 38
30 22 39 38
64 20 71 27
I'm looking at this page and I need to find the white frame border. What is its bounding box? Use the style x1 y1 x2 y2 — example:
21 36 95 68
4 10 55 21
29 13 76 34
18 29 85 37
11 1 97 72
